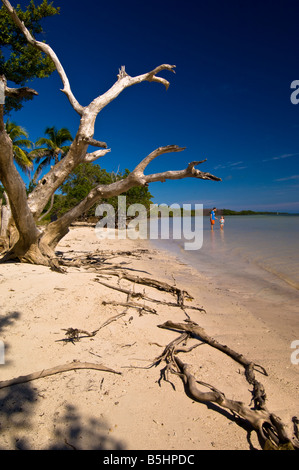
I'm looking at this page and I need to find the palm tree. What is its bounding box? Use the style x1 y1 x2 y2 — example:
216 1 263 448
5 120 34 175
30 126 73 183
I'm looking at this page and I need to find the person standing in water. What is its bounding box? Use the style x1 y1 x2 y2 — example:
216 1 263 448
210 207 218 230
219 215 225 229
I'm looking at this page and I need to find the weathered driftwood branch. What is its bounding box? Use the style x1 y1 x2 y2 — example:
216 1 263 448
81 137 108 149
158 320 268 403
1 73 39 101
97 272 192 304
5 85 38 100
102 300 158 315
132 145 221 186
94 276 205 313
156 320 298 450
38 192 55 221
84 148 111 163
0 360 121 389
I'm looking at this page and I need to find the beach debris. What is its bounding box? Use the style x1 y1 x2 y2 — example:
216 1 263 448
93 273 205 313
102 300 158 315
0 360 121 390
60 327 97 344
58 248 151 268
149 319 298 451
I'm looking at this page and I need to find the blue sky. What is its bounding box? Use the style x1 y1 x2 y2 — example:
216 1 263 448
6 0 299 212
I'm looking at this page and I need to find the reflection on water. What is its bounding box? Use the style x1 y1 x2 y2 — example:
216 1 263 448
151 215 299 294
150 215 299 342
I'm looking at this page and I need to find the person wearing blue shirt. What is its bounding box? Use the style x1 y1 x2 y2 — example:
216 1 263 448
210 207 218 230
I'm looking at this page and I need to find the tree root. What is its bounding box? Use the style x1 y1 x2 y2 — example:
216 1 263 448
0 360 121 390
151 320 299 450
158 320 268 408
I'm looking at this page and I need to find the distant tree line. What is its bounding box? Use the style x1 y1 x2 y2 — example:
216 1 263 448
150 207 293 217
221 209 290 216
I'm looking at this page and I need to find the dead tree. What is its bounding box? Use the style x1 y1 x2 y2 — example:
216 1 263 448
0 0 221 268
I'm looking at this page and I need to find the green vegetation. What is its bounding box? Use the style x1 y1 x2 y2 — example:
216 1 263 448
5 119 34 174
147 206 295 217
30 126 73 183
221 209 290 216
2 119 153 222
0 0 60 113
38 163 153 222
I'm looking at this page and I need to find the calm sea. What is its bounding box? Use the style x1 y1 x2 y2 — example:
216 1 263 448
150 215 299 338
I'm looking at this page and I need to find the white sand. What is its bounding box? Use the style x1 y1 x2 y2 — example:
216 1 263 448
0 226 298 450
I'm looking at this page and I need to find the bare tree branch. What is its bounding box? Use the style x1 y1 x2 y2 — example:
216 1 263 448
89 64 176 114
5 86 38 99
133 145 185 175
82 137 108 149
145 163 222 184
2 0 84 115
41 144 221 249
84 148 111 163
0 1 221 266
132 145 221 185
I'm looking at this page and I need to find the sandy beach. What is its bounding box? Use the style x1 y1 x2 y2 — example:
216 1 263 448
0 225 298 451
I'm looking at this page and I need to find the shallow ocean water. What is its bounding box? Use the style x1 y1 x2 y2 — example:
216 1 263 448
150 215 299 341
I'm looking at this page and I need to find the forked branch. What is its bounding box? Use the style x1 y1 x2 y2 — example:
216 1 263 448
156 320 298 450
132 145 221 185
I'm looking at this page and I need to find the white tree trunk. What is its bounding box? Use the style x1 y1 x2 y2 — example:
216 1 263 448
0 0 221 267
0 192 11 237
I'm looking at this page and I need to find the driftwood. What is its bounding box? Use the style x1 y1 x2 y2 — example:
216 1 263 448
98 272 191 306
154 320 298 450
0 360 121 390
102 300 158 315
2 237 294 449
58 316 129 343
158 320 268 407
59 328 98 343
94 276 205 313
59 248 151 267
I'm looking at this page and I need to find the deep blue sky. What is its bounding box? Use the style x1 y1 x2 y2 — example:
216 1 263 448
6 0 299 212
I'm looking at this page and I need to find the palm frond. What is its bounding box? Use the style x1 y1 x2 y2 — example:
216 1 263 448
28 148 50 162
5 119 34 174
35 137 56 149
14 138 34 149
13 147 33 176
